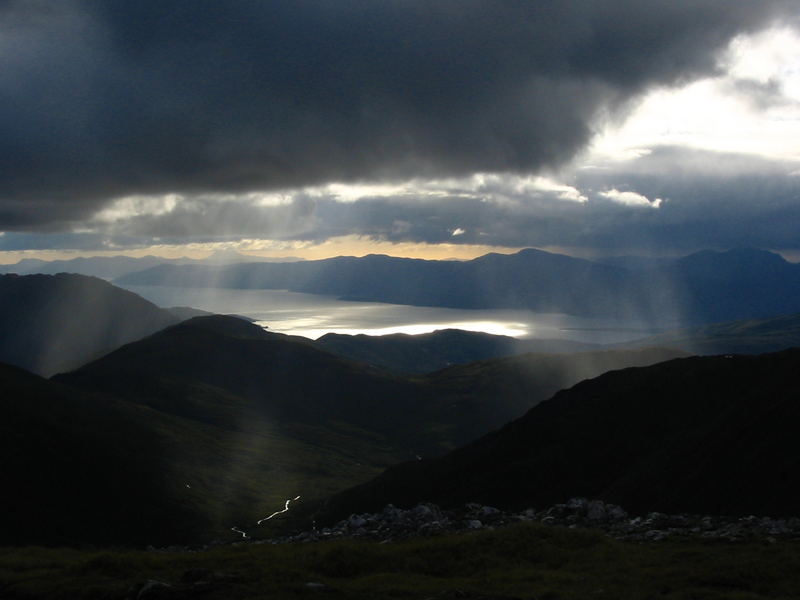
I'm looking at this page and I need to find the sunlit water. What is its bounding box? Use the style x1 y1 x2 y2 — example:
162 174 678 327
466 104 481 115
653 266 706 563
122 284 661 344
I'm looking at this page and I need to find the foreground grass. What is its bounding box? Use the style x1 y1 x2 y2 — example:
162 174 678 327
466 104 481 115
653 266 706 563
2 523 799 599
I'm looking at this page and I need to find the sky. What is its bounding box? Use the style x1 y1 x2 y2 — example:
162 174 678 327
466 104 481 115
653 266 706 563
1 1 799 263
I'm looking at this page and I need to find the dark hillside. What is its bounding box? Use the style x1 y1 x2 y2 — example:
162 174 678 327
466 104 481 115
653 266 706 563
55 315 444 452
0 273 178 376
315 349 800 522
419 346 688 442
0 362 203 546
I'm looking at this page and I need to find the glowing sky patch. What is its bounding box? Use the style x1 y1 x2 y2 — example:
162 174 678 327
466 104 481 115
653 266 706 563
590 26 800 163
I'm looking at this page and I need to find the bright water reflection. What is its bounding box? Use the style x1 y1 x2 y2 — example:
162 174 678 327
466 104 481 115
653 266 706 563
121 285 659 344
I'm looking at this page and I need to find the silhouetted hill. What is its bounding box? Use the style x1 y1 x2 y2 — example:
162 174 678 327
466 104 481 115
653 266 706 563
314 348 800 522
0 273 179 376
668 248 800 323
117 247 800 325
625 312 800 355
55 315 445 452
316 328 596 374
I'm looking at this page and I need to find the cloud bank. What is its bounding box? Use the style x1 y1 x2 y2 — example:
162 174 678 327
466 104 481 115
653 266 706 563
1 146 792 257
0 0 795 234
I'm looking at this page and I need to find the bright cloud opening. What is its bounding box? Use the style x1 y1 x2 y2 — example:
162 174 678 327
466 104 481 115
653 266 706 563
600 189 662 208
591 25 800 162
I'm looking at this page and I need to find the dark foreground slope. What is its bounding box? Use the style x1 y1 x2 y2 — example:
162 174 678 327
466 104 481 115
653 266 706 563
0 362 203 546
4 526 800 600
0 273 178 376
314 349 800 523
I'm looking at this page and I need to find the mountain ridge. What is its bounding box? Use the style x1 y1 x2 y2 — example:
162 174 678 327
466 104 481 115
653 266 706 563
116 246 800 325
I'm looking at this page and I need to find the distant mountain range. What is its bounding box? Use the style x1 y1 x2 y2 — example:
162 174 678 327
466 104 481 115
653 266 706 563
0 250 303 280
116 247 800 326
115 249 649 316
313 348 800 523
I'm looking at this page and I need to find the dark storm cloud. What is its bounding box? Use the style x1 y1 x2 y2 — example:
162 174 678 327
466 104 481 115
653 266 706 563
0 0 795 230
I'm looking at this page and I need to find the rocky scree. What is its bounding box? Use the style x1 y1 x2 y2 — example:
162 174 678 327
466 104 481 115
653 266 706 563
255 498 800 545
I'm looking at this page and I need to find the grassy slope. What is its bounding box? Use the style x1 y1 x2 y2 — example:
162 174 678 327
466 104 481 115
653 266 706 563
2 524 800 599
